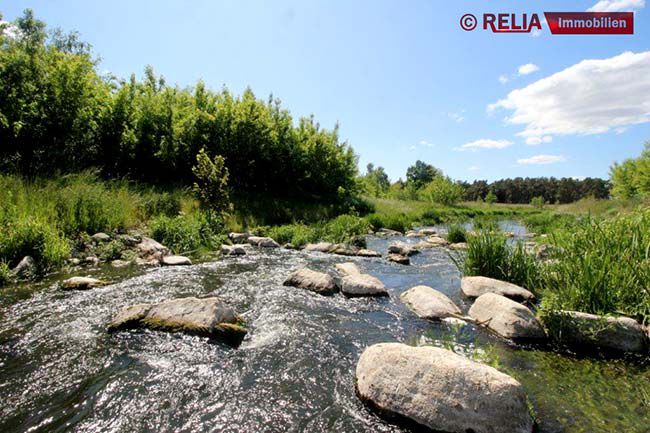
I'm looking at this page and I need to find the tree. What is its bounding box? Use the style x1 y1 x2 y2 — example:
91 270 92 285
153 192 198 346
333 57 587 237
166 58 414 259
530 196 545 209
611 142 650 199
485 190 497 204
419 176 463 205
361 163 390 197
406 160 441 189
192 148 231 216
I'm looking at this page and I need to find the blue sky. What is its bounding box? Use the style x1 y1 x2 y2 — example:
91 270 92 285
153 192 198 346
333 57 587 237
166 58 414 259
3 0 649 182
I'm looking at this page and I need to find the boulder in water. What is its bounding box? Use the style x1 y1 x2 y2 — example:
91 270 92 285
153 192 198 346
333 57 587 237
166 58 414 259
388 242 417 256
468 293 546 341
221 244 246 256
356 249 381 257
11 256 36 279
340 273 388 297
304 242 335 253
400 285 461 320
461 276 535 302
61 276 107 291
386 253 409 265
283 268 338 295
449 242 468 250
228 232 249 244
356 343 534 433
248 236 280 248
107 297 246 345
335 262 361 276
541 310 648 354
161 255 192 266
136 236 170 260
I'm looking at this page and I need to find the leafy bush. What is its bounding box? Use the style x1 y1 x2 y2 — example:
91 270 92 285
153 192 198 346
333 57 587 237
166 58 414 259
266 224 319 247
150 212 220 254
365 213 410 233
530 196 545 209
610 141 650 199
192 148 231 216
321 214 370 243
461 231 540 293
446 225 467 243
485 191 497 204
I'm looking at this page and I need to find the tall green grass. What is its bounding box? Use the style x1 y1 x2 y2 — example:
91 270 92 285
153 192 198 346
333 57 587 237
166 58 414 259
261 214 370 247
539 209 650 324
460 231 541 295
446 224 467 243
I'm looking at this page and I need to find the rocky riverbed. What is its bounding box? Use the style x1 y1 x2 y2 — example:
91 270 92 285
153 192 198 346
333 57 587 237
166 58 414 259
0 221 648 433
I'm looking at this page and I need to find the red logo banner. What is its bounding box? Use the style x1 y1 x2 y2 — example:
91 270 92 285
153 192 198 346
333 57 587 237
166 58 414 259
544 12 633 34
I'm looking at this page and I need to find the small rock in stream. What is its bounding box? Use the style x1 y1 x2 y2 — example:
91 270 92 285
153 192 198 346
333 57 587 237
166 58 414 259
161 255 192 266
61 276 108 291
283 268 338 295
400 285 461 320
386 253 409 265
461 276 535 303
468 293 546 341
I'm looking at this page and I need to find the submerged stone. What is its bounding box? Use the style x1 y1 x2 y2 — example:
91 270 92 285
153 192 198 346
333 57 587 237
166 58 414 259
386 253 409 265
356 343 534 433
388 242 417 256
107 297 246 345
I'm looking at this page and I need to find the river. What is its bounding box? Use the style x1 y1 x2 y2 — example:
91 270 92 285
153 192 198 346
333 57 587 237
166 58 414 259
1 222 648 433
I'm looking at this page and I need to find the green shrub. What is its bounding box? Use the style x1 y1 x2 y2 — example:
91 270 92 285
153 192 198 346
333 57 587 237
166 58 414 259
0 218 70 271
0 261 11 286
266 224 319 247
485 191 497 204
140 191 182 218
530 196 545 209
150 212 220 254
446 225 467 243
461 231 540 293
365 213 410 233
321 214 370 243
419 176 463 206
98 239 126 261
523 212 576 235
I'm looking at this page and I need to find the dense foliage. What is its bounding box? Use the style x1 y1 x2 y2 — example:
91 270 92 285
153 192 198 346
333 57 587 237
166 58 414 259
0 10 358 204
461 177 610 204
610 142 650 199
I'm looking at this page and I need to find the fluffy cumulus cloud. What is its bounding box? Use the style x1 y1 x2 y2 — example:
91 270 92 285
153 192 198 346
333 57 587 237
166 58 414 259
518 63 540 75
517 154 567 165
488 51 650 143
458 139 513 151
587 0 645 12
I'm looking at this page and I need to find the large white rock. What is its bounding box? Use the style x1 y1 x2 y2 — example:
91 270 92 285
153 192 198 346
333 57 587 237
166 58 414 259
334 262 361 276
356 343 534 433
468 293 546 341
228 232 249 244
340 273 388 297
135 236 170 260
400 285 461 320
542 310 648 354
461 276 535 302
283 268 338 295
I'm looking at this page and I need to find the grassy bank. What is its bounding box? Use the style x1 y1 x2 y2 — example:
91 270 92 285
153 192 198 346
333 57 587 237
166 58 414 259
463 205 650 325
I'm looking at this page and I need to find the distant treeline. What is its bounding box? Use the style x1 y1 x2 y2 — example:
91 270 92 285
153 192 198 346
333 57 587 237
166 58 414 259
0 10 358 203
460 177 610 204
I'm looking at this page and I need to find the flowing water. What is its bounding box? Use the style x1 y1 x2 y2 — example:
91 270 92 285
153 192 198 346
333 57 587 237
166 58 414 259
1 222 648 433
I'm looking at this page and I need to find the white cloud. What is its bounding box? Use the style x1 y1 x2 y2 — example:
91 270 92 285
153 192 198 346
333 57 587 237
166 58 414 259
517 154 567 165
488 51 650 143
588 0 645 12
468 166 479 172
498 75 509 84
525 136 553 145
458 139 513 151
447 111 465 123
419 139 434 147
518 63 540 75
